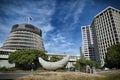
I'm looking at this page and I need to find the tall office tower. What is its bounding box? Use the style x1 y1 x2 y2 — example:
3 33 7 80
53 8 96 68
81 25 95 60
1 24 45 51
91 6 120 66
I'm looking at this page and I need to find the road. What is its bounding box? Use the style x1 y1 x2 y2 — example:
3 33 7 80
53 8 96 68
0 71 33 79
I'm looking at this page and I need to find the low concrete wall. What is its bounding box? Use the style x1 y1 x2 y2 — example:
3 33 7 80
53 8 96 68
0 60 15 68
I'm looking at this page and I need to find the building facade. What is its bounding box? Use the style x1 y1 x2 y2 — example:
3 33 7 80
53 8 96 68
81 25 95 60
1 24 45 51
0 24 45 67
91 6 120 66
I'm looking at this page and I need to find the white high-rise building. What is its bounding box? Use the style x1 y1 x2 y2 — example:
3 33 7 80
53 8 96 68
91 6 120 66
81 25 95 60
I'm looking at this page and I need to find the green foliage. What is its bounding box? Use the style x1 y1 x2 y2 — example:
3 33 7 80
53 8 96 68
74 58 98 71
104 43 120 69
0 67 20 72
86 60 98 67
74 60 81 69
0 66 8 71
8 49 48 70
74 59 86 72
49 56 62 62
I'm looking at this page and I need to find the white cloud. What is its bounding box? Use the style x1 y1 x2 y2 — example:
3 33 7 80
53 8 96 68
52 33 66 43
63 0 85 23
74 1 85 24
41 24 54 33
44 32 79 54
40 24 55 39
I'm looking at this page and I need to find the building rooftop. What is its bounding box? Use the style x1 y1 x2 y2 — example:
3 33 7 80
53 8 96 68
94 6 120 18
11 24 42 36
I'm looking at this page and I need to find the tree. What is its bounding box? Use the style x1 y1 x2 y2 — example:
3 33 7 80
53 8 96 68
74 58 86 72
86 60 98 68
49 56 62 62
104 43 120 69
74 58 98 72
8 49 48 70
74 60 81 70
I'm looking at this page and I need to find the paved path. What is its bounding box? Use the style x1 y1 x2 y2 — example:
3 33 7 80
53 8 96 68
0 71 33 79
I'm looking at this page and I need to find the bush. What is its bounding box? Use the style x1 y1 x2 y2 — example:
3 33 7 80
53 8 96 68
0 67 21 72
0 67 8 71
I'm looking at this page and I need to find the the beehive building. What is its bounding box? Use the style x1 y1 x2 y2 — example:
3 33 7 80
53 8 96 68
0 24 45 67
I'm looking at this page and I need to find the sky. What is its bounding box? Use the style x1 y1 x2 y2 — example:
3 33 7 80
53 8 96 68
0 0 120 55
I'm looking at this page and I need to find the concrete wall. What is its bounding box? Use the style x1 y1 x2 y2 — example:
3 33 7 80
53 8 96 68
0 60 15 68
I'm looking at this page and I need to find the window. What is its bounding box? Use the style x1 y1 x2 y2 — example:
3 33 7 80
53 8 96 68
112 23 115 26
111 20 114 23
111 17 113 20
114 30 117 33
116 38 119 42
109 10 112 14
115 34 118 37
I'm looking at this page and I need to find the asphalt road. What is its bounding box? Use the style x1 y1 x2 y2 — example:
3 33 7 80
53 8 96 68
0 71 33 79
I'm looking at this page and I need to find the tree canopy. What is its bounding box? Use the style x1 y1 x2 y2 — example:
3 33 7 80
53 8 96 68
104 43 120 69
74 57 98 72
8 49 48 70
49 56 62 62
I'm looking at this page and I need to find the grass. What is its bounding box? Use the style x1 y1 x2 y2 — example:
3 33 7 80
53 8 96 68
17 70 120 80
98 70 120 80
